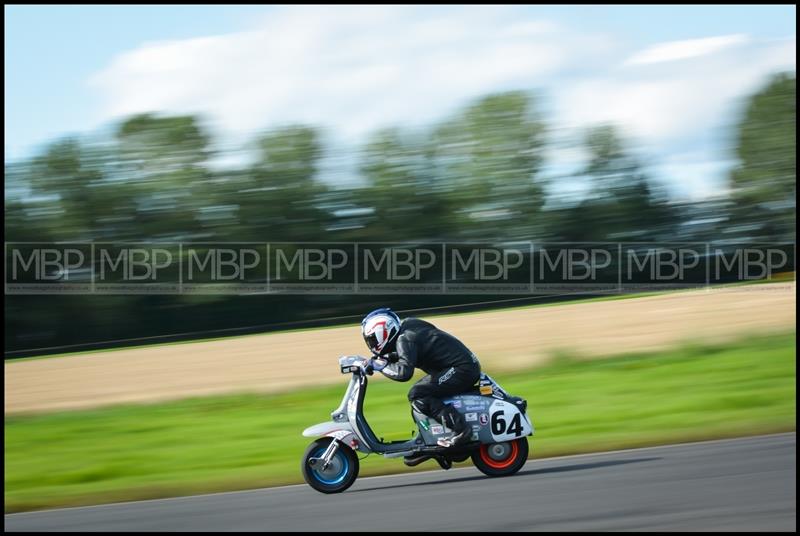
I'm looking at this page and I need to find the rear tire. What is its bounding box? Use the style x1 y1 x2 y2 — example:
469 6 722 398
302 438 359 493
471 437 528 477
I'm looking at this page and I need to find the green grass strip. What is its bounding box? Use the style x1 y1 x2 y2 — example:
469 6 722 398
5 332 795 512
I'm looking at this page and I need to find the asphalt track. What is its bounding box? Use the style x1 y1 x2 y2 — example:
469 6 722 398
5 433 796 532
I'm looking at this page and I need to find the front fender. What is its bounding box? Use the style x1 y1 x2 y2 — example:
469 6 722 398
303 421 355 437
302 421 364 451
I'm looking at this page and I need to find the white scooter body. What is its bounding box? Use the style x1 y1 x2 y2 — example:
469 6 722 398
302 355 533 456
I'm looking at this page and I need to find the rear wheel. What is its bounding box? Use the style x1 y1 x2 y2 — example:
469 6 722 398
302 438 359 493
471 437 528 477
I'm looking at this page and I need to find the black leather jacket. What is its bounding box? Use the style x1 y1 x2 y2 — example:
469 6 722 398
379 318 480 381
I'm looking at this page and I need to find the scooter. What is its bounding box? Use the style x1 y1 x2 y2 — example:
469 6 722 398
301 355 534 493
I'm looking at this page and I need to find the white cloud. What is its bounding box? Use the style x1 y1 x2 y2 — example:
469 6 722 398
548 33 794 199
502 20 561 38
624 34 750 66
555 35 796 147
89 6 578 143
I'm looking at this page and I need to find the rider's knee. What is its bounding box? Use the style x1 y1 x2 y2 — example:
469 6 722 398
407 388 423 402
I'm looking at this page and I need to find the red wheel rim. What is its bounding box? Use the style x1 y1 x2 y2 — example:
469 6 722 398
479 441 519 469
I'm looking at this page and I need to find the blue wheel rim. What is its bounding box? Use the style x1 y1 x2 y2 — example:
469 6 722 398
310 446 349 485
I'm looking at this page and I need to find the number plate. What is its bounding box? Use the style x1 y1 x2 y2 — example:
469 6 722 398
488 400 531 441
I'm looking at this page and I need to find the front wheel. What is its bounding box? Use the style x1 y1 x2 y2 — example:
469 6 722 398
302 438 359 493
471 437 529 477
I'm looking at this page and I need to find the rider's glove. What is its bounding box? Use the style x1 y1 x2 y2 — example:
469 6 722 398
371 358 387 372
361 361 374 376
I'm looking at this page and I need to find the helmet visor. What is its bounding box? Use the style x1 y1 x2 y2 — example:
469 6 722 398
364 332 381 353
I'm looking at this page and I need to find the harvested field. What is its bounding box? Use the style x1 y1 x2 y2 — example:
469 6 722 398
4 283 795 414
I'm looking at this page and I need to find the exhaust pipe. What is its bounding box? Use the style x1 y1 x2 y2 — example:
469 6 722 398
403 454 435 467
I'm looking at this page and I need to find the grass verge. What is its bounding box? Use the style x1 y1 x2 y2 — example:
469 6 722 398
5 331 795 513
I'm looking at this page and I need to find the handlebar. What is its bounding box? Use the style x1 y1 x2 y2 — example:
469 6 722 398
338 355 386 376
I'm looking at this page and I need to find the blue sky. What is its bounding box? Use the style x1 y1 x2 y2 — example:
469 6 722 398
5 5 270 159
5 5 796 200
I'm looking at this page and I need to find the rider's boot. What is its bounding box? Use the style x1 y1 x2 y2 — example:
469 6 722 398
435 405 472 448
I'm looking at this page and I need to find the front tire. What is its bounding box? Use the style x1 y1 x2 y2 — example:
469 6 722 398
471 437 528 477
302 438 359 493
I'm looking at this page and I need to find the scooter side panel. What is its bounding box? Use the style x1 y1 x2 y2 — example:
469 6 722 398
444 395 534 443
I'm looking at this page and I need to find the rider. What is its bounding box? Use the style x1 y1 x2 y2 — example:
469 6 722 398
361 308 481 453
